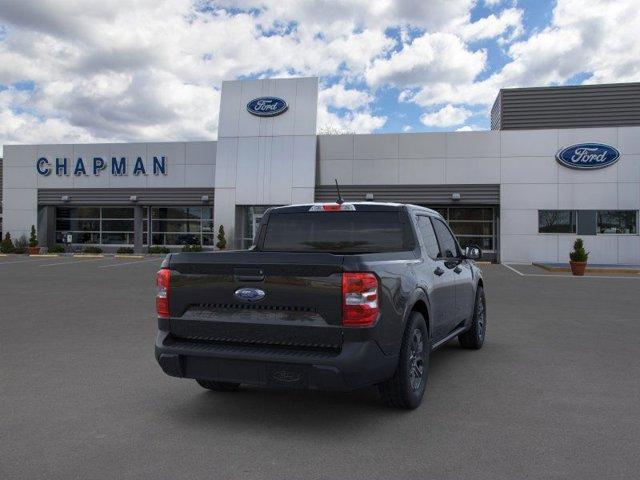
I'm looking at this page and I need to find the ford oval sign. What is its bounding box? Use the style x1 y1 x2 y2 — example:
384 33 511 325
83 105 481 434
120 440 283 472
556 143 620 170
246 97 288 117
234 287 266 302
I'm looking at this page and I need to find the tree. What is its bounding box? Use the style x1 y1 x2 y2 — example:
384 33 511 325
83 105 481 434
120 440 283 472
216 225 227 250
29 225 38 247
1 232 15 253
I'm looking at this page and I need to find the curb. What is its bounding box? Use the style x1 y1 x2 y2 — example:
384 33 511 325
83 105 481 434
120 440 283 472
533 262 640 275
73 254 105 258
114 254 145 259
29 254 60 258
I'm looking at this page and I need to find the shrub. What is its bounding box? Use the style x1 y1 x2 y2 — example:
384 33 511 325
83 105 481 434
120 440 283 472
148 245 170 254
569 238 589 262
116 247 135 254
29 225 38 247
216 225 227 250
82 246 103 254
48 244 66 254
1 233 14 253
13 235 29 254
182 244 203 253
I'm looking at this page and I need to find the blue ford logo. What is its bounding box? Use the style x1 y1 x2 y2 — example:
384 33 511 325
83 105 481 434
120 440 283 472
556 143 620 170
234 287 266 302
246 97 288 117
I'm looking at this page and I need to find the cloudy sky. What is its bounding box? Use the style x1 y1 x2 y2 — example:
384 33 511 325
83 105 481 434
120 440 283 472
0 0 639 154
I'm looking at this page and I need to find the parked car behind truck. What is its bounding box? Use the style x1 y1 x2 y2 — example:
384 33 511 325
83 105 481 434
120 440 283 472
155 202 486 409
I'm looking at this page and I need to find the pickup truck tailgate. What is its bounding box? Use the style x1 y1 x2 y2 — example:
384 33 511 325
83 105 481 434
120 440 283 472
167 252 345 351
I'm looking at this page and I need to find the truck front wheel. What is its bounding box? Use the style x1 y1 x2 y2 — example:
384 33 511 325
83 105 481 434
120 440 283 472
196 379 241 391
377 311 429 409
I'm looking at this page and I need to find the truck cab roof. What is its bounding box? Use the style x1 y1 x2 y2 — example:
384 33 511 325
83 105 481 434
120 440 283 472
267 202 443 217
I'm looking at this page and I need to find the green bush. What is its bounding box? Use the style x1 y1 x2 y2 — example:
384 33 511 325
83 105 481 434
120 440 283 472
569 238 589 262
148 245 170 254
116 247 135 254
1 233 14 253
182 244 203 252
216 225 227 250
29 225 38 248
82 246 103 254
13 235 29 254
48 244 66 254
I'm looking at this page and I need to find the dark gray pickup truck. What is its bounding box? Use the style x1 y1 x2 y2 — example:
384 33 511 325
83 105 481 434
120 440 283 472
155 202 486 409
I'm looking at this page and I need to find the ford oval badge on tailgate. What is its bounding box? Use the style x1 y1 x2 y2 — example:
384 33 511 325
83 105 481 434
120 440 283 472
234 287 266 302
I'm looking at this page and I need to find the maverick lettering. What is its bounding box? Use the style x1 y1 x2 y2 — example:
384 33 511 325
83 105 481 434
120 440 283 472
36 156 167 176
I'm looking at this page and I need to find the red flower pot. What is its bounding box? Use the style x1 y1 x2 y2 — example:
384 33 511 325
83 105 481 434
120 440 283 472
569 261 587 276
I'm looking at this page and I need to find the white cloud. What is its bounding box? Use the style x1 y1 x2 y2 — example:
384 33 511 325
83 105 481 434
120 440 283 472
456 124 484 131
458 7 523 42
402 125 412 132
319 84 373 110
366 32 486 87
420 105 472 127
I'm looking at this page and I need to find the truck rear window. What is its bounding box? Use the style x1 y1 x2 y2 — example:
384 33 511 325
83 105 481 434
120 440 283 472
261 211 415 253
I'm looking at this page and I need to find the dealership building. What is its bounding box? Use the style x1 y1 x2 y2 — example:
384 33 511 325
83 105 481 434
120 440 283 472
1 78 639 264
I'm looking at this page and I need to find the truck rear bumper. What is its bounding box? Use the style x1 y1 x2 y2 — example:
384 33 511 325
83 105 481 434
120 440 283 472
155 331 398 391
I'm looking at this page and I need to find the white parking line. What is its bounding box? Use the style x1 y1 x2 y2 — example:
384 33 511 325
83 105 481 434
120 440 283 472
39 257 106 267
502 263 525 276
502 263 640 280
98 257 163 269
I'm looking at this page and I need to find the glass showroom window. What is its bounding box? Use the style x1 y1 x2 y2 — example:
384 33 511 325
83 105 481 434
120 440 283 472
151 206 214 246
597 211 638 234
55 207 140 244
538 210 577 233
433 207 495 251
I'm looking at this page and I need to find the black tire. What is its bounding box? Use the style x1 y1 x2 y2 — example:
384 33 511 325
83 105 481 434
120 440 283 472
378 312 429 409
196 379 241 391
458 285 486 349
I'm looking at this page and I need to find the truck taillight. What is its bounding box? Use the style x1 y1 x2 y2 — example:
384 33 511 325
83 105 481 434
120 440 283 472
156 268 170 318
342 272 379 327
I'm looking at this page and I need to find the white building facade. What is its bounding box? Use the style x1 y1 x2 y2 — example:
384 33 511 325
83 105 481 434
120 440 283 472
2 77 639 264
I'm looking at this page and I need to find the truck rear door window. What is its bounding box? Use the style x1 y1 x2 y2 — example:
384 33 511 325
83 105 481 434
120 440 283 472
261 212 414 253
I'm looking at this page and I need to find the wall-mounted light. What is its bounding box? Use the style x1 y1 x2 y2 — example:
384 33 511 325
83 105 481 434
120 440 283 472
365 193 374 201
451 192 461 201
61 195 70 203
201 195 210 203
129 195 138 203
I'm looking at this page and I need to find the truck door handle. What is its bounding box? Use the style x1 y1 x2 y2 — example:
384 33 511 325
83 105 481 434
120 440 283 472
453 266 462 274
434 266 444 276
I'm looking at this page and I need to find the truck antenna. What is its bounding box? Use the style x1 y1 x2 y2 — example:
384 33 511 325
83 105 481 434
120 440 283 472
334 178 344 204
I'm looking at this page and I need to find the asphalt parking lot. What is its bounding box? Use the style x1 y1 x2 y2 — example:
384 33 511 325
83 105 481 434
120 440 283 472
1 256 639 480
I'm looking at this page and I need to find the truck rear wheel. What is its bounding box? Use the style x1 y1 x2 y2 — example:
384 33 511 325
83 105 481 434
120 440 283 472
196 379 241 391
378 311 429 409
458 285 486 349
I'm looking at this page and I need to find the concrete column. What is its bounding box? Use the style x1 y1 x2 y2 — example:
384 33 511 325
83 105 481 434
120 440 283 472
133 206 144 253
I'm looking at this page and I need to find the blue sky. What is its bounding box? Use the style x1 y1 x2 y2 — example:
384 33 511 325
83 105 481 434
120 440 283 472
0 0 638 150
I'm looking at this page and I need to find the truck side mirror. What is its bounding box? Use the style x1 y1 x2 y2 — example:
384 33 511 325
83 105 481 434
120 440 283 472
464 245 482 260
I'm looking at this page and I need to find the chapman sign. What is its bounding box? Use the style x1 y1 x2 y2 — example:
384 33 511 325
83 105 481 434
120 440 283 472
246 97 288 117
36 156 167 177
556 143 620 170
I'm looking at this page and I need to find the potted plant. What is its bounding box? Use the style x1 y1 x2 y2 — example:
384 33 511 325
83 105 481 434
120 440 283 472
569 238 589 276
28 225 41 255
216 225 227 250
